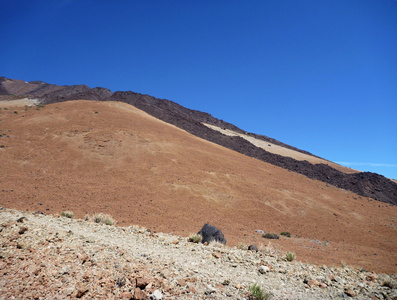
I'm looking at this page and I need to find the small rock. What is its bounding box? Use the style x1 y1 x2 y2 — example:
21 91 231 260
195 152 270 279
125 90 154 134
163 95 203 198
222 279 230 286
160 270 170 279
248 245 258 251
75 282 89 298
134 288 149 300
136 277 150 289
79 254 90 264
366 274 377 282
16 217 28 223
307 280 320 288
205 285 216 295
120 291 132 299
150 289 162 300
344 289 356 297
18 227 28 234
17 242 26 249
258 266 270 274
212 252 222 259
319 282 328 289
60 266 70 275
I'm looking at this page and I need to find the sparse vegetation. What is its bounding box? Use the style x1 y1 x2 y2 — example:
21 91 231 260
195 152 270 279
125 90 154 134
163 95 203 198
130 224 149 233
237 243 248 250
92 213 117 225
285 252 296 262
280 231 291 237
261 242 282 256
262 233 279 239
188 233 202 243
208 240 226 248
249 283 271 300
61 211 74 218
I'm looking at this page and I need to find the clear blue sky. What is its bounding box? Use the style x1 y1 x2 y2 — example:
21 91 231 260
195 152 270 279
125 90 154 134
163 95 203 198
1 1 396 179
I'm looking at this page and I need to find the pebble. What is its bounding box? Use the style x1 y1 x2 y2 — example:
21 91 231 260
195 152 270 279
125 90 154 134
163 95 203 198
258 265 270 274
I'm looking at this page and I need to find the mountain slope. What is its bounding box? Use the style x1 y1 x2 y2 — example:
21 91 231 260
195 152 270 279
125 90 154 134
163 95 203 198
0 100 396 273
1 76 396 204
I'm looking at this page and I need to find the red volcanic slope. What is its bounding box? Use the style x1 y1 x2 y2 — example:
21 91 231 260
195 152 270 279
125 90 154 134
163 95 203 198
0 100 396 274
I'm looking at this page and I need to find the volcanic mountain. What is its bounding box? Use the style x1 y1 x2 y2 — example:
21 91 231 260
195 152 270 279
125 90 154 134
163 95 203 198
1 77 396 205
0 77 396 273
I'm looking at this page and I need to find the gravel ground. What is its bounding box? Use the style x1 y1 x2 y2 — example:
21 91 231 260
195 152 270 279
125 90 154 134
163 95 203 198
0 208 396 300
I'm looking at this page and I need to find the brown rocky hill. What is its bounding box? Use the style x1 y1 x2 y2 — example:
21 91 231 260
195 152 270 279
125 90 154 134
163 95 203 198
1 76 396 205
0 100 396 274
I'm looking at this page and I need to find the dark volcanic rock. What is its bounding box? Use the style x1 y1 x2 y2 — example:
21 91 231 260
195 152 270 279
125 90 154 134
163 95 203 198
197 224 227 245
1 77 396 205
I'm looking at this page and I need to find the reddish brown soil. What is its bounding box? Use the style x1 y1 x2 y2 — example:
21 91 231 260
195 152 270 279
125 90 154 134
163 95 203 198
1 100 396 274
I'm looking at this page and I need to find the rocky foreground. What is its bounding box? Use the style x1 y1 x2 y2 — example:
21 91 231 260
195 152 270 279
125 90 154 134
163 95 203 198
0 208 396 300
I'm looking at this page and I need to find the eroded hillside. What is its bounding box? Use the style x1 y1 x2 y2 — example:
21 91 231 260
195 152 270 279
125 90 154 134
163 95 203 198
0 100 396 273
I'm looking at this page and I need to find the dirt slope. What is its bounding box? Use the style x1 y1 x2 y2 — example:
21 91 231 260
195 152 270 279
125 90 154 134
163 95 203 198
0 100 396 274
1 77 396 204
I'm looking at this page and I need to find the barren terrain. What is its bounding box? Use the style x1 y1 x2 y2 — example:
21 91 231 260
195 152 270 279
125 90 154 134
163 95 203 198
0 100 396 275
2 208 396 299
203 123 358 174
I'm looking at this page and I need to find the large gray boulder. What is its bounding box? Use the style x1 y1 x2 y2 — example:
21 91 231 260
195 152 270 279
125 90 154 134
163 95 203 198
197 224 226 245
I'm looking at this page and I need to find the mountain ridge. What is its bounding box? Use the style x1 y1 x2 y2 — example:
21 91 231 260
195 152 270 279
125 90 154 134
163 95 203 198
1 76 396 204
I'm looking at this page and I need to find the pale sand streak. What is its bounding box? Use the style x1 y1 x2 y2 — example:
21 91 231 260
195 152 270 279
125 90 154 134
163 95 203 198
203 123 358 174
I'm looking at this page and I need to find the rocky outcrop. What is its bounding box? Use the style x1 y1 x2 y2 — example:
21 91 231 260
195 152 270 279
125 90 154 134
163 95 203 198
197 224 227 245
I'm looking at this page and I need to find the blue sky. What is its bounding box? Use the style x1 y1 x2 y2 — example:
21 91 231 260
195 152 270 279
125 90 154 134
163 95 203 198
1 1 396 179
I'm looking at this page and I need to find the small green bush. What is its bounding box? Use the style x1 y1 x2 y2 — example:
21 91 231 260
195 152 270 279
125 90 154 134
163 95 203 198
285 252 296 262
249 283 271 300
188 233 202 243
61 211 74 218
262 233 279 239
280 231 291 237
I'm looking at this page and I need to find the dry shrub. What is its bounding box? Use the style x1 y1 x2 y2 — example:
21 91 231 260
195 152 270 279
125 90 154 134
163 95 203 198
188 233 202 243
92 213 117 225
208 240 226 248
